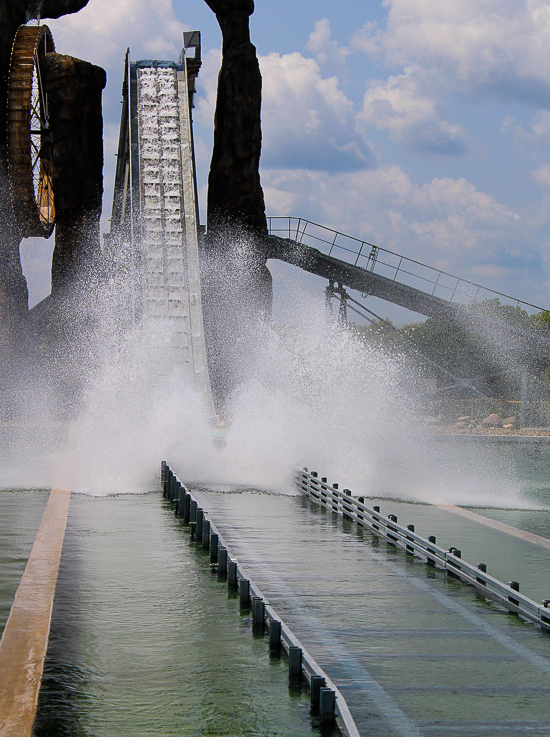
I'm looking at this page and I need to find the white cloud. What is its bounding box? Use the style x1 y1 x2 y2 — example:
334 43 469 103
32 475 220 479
196 47 222 126
412 177 520 250
45 0 186 70
197 46 374 172
531 109 550 137
352 0 550 105
306 18 350 78
262 166 522 268
472 264 513 280
259 51 373 171
531 163 550 185
359 69 467 154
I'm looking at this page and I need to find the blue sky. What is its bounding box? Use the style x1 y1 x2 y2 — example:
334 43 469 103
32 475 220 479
21 0 550 318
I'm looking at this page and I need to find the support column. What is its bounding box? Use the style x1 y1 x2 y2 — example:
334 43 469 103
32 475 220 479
202 0 272 413
44 53 106 298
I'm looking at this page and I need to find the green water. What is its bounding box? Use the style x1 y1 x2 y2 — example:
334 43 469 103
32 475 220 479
3 440 550 736
31 493 330 737
194 488 550 736
0 489 49 638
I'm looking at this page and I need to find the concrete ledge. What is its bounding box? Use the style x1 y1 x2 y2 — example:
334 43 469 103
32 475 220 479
0 489 71 737
425 433 550 444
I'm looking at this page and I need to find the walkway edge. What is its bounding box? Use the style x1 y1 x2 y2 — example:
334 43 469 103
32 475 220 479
0 489 71 737
437 503 550 550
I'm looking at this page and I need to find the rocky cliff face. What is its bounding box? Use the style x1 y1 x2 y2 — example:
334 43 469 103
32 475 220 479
0 0 89 351
44 52 106 296
203 0 272 413
205 0 267 241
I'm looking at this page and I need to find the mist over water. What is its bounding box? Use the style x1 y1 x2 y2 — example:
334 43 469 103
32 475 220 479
2 248 548 510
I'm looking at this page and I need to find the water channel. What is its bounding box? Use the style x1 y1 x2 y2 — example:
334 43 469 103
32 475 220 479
25 491 333 737
2 440 550 735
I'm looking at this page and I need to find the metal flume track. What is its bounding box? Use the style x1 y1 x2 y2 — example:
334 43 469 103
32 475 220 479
267 216 550 369
109 43 215 418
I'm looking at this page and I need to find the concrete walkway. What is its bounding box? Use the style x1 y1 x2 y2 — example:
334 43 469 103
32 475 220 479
0 490 70 737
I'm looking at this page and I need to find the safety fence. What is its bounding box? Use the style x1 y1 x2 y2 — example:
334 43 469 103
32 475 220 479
296 468 550 633
161 462 360 737
267 216 545 313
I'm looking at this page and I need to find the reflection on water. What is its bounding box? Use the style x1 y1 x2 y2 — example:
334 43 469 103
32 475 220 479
32 493 331 737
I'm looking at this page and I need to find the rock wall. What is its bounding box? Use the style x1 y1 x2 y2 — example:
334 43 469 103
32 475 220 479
44 52 106 296
0 0 89 349
202 0 272 413
205 0 267 239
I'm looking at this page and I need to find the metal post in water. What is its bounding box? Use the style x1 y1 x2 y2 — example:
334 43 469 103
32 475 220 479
196 509 204 542
176 482 185 515
202 519 210 549
239 578 250 607
252 597 265 625
288 646 302 679
319 687 335 722
190 499 197 523
269 620 281 649
169 478 175 504
310 675 326 713
406 524 415 553
228 560 237 588
183 494 191 523
210 533 218 563
218 546 227 576
179 485 188 517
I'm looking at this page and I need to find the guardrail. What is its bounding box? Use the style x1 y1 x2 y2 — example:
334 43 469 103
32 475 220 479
267 216 545 314
296 467 550 633
161 462 360 737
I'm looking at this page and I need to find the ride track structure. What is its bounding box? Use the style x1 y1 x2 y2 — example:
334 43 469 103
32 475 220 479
7 23 55 239
108 37 215 418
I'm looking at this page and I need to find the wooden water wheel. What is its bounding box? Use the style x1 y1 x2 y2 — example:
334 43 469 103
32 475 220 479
7 24 55 238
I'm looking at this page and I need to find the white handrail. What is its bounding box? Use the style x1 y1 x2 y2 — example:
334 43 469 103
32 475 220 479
297 467 550 632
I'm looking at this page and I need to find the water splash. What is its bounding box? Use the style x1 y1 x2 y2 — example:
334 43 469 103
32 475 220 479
4 231 548 509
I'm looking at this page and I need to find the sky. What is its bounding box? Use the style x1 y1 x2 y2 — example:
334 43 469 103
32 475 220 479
20 0 550 320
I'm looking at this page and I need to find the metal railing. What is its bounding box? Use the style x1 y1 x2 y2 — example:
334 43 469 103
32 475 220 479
296 467 550 633
161 462 360 737
268 216 546 313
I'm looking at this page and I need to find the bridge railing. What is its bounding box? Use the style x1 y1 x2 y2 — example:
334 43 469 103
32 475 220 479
268 216 545 314
296 467 550 632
